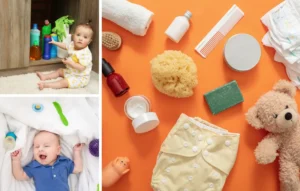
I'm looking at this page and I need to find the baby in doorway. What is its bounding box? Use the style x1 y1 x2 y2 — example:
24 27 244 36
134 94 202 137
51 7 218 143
11 131 84 191
36 23 94 90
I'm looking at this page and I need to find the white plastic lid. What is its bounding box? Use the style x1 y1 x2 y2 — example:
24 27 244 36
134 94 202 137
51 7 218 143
224 34 261 71
132 112 159 133
184 10 192 19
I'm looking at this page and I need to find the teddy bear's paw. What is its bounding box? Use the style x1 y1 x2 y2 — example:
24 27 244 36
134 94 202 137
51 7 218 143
255 147 278 164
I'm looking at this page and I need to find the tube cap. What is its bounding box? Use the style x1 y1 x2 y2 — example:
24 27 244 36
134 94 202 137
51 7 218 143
184 10 192 19
132 112 159 133
102 58 115 77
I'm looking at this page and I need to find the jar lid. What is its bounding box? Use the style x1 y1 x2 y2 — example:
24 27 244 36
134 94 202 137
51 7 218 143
132 112 159 133
224 34 261 71
124 95 150 120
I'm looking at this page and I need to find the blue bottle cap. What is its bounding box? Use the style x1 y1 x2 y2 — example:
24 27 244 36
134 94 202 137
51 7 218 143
5 132 17 140
33 23 38 29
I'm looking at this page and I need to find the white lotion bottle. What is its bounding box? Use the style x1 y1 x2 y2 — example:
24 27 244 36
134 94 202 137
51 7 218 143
165 10 192 43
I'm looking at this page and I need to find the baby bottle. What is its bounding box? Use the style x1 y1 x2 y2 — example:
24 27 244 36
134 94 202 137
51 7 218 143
165 10 192 43
30 40 42 60
3 132 17 150
30 23 40 46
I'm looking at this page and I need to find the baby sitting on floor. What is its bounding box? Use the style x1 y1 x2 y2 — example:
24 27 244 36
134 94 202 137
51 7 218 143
36 23 94 90
11 131 84 191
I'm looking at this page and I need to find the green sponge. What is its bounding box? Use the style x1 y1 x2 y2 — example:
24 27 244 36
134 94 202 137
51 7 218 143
204 80 244 115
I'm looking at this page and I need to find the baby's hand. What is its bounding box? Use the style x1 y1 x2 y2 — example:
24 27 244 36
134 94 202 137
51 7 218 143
73 143 84 152
49 40 55 44
11 149 22 161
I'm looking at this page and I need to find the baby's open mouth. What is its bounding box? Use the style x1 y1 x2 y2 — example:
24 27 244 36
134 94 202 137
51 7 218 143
39 155 47 160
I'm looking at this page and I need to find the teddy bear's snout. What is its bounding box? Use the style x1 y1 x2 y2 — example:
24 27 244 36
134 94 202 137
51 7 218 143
285 112 293 120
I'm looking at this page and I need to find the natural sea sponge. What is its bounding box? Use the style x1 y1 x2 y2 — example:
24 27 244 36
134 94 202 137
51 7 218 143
150 50 198 98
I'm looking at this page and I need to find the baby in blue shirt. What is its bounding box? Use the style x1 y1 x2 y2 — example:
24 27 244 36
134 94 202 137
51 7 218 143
11 131 84 191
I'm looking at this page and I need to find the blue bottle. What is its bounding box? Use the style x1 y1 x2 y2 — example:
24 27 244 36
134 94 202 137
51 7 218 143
30 23 40 46
43 35 52 60
50 34 58 58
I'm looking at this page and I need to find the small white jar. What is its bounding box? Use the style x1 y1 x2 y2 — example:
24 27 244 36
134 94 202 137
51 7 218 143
124 95 159 133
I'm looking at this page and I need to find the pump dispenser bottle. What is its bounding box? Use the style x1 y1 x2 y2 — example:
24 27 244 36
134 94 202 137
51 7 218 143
165 10 192 43
102 58 129 97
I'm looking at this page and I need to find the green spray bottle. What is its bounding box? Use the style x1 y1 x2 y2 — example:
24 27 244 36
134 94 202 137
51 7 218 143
41 20 52 55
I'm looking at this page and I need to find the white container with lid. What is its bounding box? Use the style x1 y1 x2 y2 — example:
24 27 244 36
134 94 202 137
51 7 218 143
165 10 192 43
224 33 261 71
124 95 159 133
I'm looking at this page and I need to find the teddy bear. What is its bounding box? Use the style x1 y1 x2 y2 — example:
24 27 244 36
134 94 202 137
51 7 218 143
102 157 130 187
246 80 300 191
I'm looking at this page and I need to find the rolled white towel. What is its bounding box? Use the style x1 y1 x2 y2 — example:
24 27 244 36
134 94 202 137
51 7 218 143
102 0 154 36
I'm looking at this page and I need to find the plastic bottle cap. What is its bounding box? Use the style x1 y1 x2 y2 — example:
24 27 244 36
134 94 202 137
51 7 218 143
102 58 115 77
184 10 192 19
6 132 17 140
33 23 38 29
51 33 57 36
224 34 261 71
132 112 159 133
44 35 51 39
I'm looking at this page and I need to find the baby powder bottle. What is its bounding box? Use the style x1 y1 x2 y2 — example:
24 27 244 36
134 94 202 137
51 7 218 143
30 23 40 46
102 58 129 97
43 35 52 60
165 10 192 43
50 33 58 58
30 40 41 60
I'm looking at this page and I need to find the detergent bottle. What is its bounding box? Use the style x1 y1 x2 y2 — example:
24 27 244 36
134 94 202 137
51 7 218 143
50 33 58 58
41 20 52 54
30 40 42 60
30 23 40 46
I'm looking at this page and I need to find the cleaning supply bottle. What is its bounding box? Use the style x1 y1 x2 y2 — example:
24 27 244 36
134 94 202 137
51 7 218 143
30 23 40 46
30 40 42 60
102 58 129 97
43 35 52 60
50 33 58 58
165 10 192 43
41 20 52 54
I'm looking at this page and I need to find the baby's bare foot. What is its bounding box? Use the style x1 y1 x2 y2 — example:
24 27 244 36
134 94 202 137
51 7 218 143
37 82 44 90
36 72 46 81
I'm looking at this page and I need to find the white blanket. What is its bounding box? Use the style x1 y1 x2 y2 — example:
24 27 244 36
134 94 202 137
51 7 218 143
0 97 99 191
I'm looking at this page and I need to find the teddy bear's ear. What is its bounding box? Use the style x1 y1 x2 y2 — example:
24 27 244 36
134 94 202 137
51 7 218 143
246 106 264 129
273 80 296 97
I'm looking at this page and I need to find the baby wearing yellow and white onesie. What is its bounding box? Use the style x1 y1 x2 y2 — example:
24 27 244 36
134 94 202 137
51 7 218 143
151 113 240 191
64 41 93 88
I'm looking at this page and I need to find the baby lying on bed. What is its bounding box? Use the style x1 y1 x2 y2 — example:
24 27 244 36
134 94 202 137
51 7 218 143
10 131 84 191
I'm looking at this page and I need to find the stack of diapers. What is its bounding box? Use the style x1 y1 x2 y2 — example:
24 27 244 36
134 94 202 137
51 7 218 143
102 0 154 36
261 0 300 88
0 97 99 191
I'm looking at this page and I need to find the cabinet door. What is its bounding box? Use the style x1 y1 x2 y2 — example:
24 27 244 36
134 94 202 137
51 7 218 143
0 0 31 70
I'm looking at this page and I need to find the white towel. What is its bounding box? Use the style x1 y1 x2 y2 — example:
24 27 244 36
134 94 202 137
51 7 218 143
102 0 154 36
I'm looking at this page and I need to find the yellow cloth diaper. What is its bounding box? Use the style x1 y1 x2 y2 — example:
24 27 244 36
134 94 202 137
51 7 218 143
151 113 240 191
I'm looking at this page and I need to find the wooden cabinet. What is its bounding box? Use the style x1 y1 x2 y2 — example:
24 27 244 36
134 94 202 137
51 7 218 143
0 0 99 72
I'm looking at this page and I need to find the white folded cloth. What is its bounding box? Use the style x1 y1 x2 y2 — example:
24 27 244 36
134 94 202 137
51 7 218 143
102 0 154 36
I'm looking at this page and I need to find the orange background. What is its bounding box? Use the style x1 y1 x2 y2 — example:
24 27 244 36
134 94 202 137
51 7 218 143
102 0 299 190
